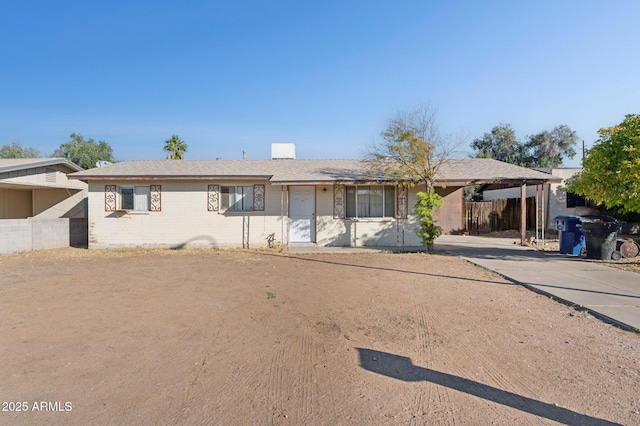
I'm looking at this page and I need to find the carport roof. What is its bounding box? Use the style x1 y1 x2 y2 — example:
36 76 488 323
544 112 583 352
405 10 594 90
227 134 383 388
69 158 560 185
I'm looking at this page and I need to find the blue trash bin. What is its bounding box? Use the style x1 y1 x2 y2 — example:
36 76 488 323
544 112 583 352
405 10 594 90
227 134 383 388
555 215 585 255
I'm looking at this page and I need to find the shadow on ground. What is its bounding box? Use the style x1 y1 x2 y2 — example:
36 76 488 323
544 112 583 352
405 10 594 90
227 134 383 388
357 348 621 426
254 251 514 286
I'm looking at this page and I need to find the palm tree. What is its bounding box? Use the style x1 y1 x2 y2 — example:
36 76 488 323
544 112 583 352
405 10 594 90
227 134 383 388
163 135 188 160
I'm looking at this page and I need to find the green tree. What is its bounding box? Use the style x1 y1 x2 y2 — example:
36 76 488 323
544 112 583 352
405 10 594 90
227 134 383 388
471 124 525 165
53 133 115 169
367 103 462 250
472 123 578 168
525 125 578 168
0 142 41 158
163 135 188 160
569 114 640 214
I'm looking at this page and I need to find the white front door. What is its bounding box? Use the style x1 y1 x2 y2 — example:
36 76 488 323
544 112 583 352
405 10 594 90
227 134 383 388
290 186 315 243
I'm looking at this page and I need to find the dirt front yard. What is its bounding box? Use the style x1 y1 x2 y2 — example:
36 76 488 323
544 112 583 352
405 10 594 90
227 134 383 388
1 248 638 425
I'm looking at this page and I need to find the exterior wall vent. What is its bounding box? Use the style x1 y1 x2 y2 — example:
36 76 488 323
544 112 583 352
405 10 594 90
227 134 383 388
45 168 56 183
271 143 296 160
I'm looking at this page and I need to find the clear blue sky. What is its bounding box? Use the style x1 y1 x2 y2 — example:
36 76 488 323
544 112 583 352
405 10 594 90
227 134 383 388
2 1 638 166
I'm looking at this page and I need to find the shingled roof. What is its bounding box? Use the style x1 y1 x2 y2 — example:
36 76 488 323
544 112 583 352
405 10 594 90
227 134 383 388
69 158 560 185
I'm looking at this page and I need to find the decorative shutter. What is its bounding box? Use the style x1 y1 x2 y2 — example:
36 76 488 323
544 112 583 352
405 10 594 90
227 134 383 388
207 185 219 211
333 184 345 219
105 185 116 211
150 185 161 212
396 186 408 219
253 184 265 211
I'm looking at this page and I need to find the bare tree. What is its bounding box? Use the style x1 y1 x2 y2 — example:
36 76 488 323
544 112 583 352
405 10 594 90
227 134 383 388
365 103 464 250
366 103 462 191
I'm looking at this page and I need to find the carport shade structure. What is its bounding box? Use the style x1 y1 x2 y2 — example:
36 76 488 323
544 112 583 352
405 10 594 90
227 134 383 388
431 159 561 245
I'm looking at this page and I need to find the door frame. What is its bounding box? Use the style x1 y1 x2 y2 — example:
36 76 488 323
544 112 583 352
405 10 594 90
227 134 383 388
289 185 316 243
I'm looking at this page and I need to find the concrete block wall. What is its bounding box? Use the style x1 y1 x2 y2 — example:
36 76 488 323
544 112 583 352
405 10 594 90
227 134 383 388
0 219 33 254
32 219 69 251
0 218 79 255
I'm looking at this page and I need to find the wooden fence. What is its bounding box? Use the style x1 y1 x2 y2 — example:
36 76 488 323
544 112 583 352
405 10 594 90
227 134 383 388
464 197 537 233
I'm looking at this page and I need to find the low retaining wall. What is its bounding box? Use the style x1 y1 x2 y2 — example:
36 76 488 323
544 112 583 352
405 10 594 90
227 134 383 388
0 218 88 255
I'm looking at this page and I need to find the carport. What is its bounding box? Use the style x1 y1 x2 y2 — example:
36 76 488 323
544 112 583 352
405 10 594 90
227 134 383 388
433 159 561 245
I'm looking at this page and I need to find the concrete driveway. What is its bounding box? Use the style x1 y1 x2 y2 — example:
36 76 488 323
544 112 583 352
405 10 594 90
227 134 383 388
436 235 640 332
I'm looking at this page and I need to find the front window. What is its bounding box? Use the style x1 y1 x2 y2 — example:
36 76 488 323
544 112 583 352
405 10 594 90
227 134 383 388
221 186 254 211
121 188 134 210
120 186 149 211
346 185 395 218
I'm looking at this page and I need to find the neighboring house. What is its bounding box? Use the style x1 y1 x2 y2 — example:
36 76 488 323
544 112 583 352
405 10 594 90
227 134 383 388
482 168 596 231
69 156 557 249
0 158 87 219
0 158 88 255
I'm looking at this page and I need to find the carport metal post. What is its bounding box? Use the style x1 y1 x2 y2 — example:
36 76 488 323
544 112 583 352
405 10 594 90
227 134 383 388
534 183 546 250
541 182 545 248
520 182 526 245
535 184 539 248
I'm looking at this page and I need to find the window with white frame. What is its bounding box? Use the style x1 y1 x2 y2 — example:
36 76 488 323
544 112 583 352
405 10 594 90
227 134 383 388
221 185 254 211
345 185 395 218
120 186 150 211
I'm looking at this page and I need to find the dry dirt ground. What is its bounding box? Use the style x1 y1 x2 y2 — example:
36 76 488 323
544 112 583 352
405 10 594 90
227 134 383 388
1 248 639 425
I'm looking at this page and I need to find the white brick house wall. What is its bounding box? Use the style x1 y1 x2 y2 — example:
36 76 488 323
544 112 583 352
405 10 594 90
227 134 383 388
88 180 282 249
88 181 423 249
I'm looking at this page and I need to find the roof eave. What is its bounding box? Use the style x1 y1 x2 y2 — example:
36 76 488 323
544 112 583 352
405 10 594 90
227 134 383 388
438 176 562 185
0 158 83 174
69 174 274 181
270 178 393 186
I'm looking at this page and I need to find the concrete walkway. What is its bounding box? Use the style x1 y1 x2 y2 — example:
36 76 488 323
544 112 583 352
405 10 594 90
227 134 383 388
436 235 640 332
